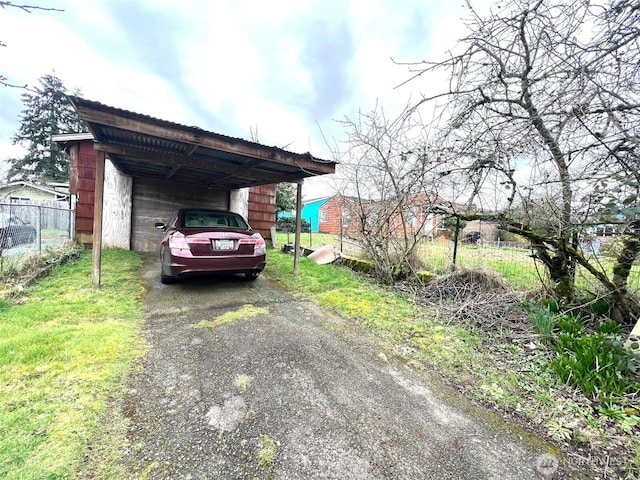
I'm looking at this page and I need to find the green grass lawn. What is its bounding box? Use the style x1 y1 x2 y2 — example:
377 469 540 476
275 231 544 288
0 248 144 480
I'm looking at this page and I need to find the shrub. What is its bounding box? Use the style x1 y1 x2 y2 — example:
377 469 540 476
276 217 310 233
540 298 560 313
557 315 584 336
590 297 611 316
596 320 622 335
551 332 640 399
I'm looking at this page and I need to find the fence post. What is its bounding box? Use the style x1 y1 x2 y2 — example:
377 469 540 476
38 206 42 253
451 216 461 270
70 194 77 242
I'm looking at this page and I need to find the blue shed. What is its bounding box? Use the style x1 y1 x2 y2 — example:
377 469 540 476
301 196 332 233
276 195 333 232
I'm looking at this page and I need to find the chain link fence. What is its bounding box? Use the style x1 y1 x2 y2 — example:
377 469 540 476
277 227 640 295
413 237 543 289
0 202 75 273
330 235 544 289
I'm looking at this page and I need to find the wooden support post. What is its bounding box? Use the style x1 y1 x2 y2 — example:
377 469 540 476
293 181 303 275
92 150 106 287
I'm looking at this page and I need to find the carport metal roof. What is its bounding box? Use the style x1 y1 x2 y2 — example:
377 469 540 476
66 95 336 188
63 96 335 286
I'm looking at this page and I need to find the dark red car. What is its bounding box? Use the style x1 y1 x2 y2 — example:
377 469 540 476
155 209 266 283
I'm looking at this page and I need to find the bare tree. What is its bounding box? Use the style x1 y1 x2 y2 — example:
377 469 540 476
332 105 443 283
0 2 64 89
400 0 640 322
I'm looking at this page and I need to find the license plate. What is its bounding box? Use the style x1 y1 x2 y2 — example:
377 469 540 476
214 239 234 250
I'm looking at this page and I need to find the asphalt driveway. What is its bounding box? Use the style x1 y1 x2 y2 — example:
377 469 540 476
121 256 582 479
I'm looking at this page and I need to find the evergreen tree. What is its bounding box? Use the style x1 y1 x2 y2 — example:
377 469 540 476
7 73 87 182
276 183 296 215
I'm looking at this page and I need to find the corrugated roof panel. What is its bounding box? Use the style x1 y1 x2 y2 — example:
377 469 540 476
68 95 336 189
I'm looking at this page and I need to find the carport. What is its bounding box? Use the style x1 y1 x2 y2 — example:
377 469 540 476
64 96 336 285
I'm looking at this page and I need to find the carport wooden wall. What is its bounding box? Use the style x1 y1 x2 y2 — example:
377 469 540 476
103 160 133 249
68 139 275 251
69 141 97 246
248 184 275 242
131 177 228 252
69 141 133 248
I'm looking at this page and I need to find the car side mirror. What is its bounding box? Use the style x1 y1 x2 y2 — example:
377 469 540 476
155 222 166 230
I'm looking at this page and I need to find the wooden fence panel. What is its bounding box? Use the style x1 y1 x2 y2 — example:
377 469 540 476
0 200 73 232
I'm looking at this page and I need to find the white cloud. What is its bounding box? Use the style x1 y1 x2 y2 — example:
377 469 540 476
0 0 483 196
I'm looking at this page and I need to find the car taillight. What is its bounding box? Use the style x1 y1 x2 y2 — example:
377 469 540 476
168 232 189 249
239 233 266 255
188 237 210 244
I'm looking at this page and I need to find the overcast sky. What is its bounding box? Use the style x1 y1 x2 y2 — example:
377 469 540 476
0 0 479 197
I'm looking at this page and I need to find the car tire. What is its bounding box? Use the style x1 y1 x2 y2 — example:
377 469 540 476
245 271 260 280
160 273 174 284
160 267 175 284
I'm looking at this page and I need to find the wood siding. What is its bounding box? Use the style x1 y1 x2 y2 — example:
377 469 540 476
248 184 275 241
69 141 99 245
131 177 229 252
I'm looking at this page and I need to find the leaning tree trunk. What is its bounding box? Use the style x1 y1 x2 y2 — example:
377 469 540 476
529 235 576 302
521 38 576 303
531 225 640 323
610 222 640 325
447 210 579 300
446 211 640 325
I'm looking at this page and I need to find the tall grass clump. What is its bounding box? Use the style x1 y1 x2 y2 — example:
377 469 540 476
530 307 557 343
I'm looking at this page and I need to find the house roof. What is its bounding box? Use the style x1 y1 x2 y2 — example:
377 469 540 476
0 181 69 199
302 195 333 206
59 96 336 190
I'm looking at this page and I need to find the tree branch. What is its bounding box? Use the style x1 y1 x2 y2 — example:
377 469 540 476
0 2 63 12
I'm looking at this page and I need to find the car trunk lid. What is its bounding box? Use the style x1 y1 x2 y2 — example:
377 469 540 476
184 229 256 256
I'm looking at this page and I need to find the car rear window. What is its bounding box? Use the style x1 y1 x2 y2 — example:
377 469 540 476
183 211 249 229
